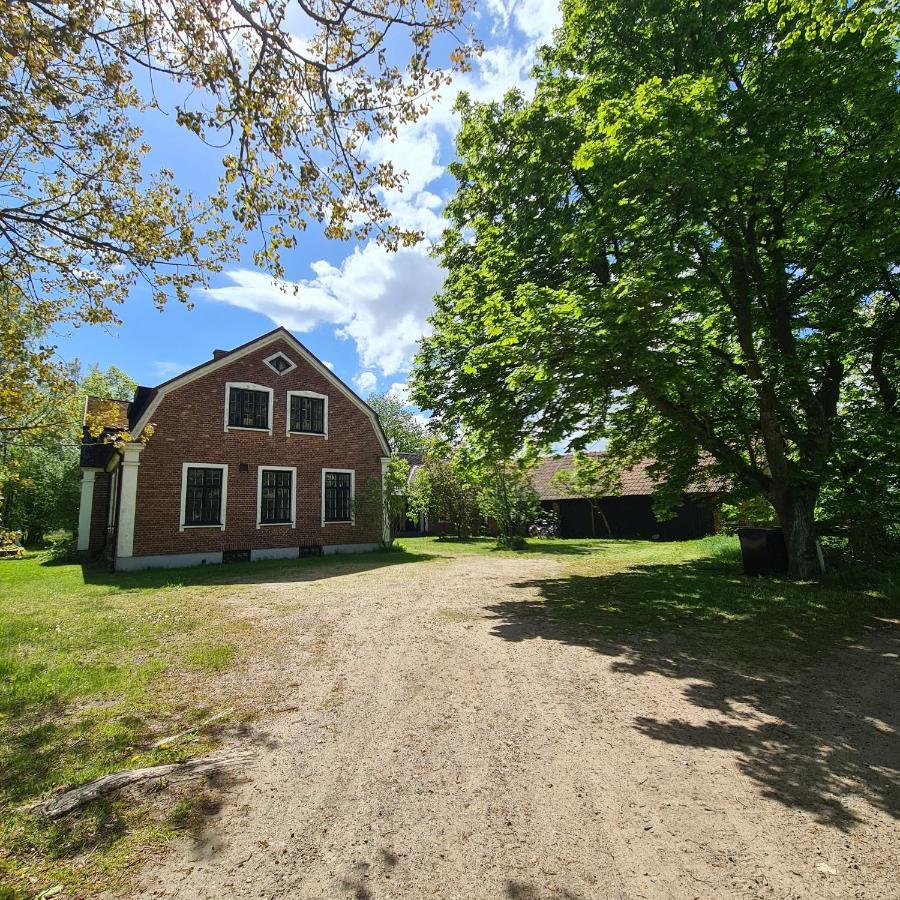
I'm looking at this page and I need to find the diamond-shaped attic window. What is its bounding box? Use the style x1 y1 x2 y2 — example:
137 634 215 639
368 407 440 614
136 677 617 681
266 353 295 375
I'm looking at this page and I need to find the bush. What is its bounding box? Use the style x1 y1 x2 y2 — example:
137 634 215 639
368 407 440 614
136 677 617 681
496 533 526 551
43 530 77 563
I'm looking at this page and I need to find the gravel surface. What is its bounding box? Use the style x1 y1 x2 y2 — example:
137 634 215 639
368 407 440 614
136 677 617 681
134 553 899 899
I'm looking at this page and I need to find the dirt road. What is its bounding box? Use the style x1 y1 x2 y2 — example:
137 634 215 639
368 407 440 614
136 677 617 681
135 554 899 899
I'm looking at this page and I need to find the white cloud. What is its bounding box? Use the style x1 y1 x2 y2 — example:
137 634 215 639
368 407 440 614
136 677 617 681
481 0 562 44
204 242 443 377
316 242 444 375
204 269 348 332
154 361 183 378
354 371 377 395
322 360 335 370
203 6 556 377
386 381 410 404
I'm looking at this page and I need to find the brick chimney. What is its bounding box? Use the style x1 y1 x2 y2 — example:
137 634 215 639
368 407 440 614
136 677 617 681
212 349 228 360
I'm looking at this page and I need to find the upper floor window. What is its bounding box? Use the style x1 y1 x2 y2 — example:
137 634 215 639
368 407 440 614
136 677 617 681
289 392 326 435
226 383 272 431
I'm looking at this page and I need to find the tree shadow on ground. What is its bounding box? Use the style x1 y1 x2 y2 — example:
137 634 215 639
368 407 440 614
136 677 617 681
487 555 899 831
75 548 437 592
417 536 615 556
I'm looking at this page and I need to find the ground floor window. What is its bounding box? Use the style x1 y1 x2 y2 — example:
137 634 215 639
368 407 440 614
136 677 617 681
182 465 227 528
323 470 353 523
258 466 295 526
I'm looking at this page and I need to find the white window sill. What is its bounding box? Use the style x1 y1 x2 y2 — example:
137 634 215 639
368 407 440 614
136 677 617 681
287 430 328 438
257 522 295 528
180 523 225 531
323 520 354 525
225 425 271 433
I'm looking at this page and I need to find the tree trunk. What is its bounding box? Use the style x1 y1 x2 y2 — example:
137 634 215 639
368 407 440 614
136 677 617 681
771 489 820 580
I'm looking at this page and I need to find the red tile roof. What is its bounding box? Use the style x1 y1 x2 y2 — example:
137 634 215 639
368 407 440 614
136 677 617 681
532 454 720 501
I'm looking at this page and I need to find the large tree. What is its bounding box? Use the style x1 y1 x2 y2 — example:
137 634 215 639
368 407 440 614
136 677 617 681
0 0 472 332
367 391 429 453
412 0 900 578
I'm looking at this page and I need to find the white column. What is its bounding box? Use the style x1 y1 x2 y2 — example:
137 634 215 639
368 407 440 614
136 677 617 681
76 469 98 551
381 456 391 545
115 443 145 561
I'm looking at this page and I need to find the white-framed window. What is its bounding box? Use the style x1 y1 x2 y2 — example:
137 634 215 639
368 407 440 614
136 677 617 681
286 390 328 437
322 468 354 525
263 351 297 375
224 382 274 433
180 463 228 531
257 465 296 528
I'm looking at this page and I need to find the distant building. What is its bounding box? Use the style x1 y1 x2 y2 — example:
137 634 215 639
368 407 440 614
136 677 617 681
532 454 718 540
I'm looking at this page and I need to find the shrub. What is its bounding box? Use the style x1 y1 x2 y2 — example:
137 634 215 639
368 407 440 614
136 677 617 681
496 533 526 551
44 530 77 563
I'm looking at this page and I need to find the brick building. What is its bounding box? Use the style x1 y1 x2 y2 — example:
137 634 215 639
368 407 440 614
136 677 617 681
77 328 390 570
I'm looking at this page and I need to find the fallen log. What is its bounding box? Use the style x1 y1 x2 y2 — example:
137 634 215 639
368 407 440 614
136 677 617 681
27 749 256 819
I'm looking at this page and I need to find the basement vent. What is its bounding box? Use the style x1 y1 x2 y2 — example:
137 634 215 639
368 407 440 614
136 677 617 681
298 545 323 557
223 549 251 563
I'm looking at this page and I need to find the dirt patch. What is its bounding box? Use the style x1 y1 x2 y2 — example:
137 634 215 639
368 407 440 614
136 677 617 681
133 554 898 899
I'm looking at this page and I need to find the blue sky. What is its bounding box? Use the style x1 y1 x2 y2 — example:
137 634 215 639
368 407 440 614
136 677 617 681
55 1 561 406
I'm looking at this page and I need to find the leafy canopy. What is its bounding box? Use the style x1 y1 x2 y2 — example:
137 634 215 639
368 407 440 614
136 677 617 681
0 0 474 330
412 0 900 576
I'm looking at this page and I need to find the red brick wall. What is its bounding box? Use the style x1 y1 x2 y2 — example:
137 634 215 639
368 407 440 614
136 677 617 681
130 337 385 557
89 472 110 554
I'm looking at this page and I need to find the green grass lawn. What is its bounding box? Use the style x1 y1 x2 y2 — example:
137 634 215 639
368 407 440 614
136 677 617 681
0 537 896 897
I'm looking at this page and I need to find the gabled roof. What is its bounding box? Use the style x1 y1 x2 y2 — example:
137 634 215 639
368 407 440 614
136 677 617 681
128 326 391 455
533 453 721 501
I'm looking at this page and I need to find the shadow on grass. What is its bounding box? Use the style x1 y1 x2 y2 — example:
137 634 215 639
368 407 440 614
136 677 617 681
487 554 899 831
412 536 616 556
74 546 437 592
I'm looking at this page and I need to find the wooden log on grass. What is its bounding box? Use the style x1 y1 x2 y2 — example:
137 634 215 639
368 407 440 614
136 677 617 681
27 749 256 819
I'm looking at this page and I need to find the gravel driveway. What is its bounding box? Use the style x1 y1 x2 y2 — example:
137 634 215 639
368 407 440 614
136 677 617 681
135 553 899 899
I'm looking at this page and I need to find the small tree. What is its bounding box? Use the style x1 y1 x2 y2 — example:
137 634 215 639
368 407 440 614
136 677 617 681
407 445 479 538
356 455 410 549
477 461 542 549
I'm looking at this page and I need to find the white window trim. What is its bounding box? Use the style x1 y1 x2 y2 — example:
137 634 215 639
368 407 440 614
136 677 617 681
264 351 297 375
257 465 297 528
321 468 355 526
224 382 274 434
180 462 228 532
286 390 328 438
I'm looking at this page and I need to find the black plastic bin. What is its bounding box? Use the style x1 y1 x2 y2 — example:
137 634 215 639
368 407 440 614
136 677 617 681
737 526 788 577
